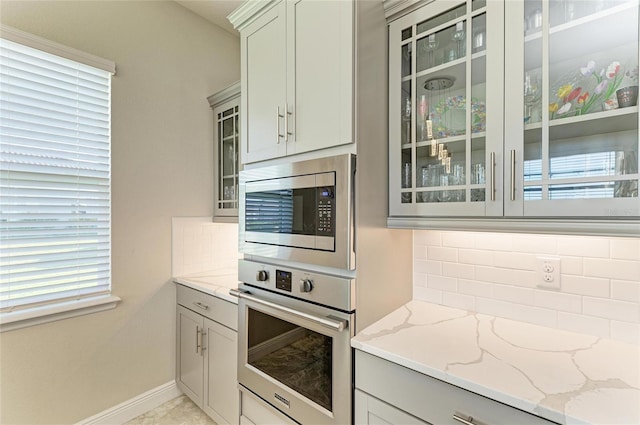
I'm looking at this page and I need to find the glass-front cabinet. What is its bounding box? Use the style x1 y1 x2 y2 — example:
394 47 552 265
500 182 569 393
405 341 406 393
208 82 241 221
390 0 504 217
505 0 639 217
389 0 640 226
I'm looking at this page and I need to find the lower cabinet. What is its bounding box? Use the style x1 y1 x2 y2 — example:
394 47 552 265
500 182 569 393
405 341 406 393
355 350 557 425
355 389 428 425
176 284 239 425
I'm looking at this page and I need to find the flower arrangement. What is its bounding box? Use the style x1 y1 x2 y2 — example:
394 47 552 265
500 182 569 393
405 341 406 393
549 60 625 119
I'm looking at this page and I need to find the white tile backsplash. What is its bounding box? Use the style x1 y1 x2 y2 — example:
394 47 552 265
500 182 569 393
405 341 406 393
172 217 240 276
413 231 640 344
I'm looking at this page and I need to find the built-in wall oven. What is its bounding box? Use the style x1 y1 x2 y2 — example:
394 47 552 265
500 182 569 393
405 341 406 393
232 259 355 425
239 154 356 271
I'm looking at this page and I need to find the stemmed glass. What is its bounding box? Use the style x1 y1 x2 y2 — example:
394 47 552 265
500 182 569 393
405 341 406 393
451 22 465 59
524 70 541 123
421 34 439 68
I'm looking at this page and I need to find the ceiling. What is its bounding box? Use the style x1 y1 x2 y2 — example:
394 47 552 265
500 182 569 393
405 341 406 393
174 0 243 36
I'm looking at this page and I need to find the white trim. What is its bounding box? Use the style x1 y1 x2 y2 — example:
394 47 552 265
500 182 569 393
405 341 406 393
227 0 279 31
208 81 241 109
387 217 640 237
0 295 121 333
75 381 182 425
0 24 116 74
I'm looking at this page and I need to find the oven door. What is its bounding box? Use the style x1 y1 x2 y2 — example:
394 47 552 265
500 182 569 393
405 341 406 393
233 287 353 425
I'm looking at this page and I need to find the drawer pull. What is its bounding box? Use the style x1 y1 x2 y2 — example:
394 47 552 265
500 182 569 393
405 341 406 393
193 302 209 311
453 413 486 425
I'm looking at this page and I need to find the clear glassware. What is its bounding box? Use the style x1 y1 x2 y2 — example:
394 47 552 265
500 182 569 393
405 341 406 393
523 70 541 123
421 34 439 69
451 21 466 59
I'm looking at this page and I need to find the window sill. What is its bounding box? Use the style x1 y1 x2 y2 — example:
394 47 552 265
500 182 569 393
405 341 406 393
0 295 121 332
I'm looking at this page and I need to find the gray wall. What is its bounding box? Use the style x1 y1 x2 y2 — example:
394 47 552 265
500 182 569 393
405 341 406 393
0 2 239 423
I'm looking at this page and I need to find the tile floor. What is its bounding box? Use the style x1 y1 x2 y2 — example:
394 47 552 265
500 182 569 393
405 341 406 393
125 395 217 425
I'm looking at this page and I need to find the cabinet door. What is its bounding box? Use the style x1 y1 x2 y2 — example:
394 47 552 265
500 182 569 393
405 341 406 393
242 1 287 163
213 96 241 220
389 0 505 217
355 389 430 425
504 0 640 217
176 305 204 406
204 318 239 425
285 0 354 156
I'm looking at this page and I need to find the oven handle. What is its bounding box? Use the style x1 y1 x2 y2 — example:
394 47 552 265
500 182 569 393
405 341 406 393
230 288 346 332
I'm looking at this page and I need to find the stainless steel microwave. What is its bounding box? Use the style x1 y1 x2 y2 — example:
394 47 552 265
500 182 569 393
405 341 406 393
239 154 355 270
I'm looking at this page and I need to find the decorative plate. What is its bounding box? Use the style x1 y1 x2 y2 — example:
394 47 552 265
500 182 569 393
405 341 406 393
429 95 486 137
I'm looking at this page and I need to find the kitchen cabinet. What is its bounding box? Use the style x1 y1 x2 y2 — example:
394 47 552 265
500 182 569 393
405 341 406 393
208 82 241 221
230 0 354 164
355 389 428 425
176 284 239 425
387 0 640 235
355 350 556 425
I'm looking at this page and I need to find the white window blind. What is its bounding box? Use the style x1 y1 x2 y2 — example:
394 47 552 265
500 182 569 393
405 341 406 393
0 36 112 314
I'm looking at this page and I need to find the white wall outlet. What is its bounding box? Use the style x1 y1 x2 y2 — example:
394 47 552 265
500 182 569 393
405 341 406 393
537 256 561 289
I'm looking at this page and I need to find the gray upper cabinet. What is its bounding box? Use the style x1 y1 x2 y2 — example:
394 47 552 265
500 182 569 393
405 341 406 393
387 0 640 236
208 82 241 221
230 0 354 164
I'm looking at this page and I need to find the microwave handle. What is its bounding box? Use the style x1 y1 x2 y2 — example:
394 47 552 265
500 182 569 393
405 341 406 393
230 288 346 332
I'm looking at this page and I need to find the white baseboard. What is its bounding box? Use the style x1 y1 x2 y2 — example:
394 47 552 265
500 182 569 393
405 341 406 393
75 380 182 425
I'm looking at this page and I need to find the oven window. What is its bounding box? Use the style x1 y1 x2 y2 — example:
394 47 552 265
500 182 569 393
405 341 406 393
247 308 332 411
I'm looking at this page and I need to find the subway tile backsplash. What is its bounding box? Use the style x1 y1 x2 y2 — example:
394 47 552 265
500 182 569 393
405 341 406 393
172 217 240 276
413 230 640 345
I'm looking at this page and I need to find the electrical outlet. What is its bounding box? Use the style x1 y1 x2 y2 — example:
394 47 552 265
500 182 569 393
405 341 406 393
537 256 561 289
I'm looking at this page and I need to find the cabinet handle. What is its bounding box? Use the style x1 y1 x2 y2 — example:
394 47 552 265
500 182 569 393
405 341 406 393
284 104 293 143
195 326 201 354
510 149 516 201
276 106 284 143
453 413 487 425
193 301 209 311
490 152 496 201
453 414 474 425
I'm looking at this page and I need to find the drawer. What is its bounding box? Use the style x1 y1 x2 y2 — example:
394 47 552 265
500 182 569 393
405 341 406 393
355 350 557 425
177 284 237 331
240 386 296 425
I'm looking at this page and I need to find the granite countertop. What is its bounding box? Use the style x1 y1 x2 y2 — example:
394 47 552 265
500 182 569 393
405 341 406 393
173 268 240 304
351 300 640 425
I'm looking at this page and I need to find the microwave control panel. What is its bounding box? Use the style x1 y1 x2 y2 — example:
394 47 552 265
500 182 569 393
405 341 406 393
317 187 335 237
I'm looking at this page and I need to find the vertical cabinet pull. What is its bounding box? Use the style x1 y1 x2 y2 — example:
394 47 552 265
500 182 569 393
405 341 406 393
510 149 516 201
195 326 201 354
285 104 293 143
276 106 284 143
490 152 496 201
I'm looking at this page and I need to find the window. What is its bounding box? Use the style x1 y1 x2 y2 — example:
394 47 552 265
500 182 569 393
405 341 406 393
0 26 118 331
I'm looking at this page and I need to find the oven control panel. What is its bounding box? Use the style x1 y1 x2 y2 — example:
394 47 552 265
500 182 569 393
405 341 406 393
275 270 292 292
238 259 355 312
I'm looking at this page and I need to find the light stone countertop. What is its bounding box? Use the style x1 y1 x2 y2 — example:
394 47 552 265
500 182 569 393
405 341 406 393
173 268 240 304
351 300 640 425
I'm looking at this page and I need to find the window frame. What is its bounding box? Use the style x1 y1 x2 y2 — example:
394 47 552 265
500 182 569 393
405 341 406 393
0 25 119 332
